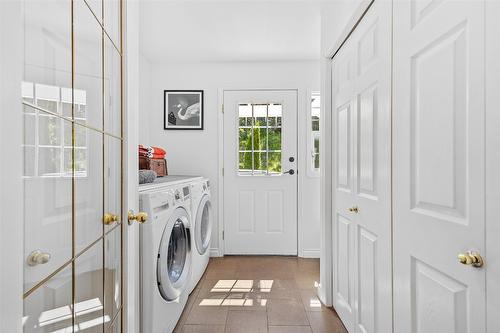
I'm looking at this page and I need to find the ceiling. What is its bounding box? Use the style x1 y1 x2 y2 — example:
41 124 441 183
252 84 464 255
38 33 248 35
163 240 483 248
139 0 322 63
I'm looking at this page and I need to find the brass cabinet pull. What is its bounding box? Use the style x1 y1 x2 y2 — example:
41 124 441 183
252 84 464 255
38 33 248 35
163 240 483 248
27 250 51 266
348 206 359 213
103 213 119 225
128 210 148 225
458 251 484 268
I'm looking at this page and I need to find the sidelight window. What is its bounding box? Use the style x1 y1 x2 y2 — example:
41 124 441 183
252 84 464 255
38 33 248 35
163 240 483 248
309 92 320 176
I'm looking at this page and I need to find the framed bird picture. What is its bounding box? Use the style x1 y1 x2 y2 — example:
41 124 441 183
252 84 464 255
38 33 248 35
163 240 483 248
164 90 204 130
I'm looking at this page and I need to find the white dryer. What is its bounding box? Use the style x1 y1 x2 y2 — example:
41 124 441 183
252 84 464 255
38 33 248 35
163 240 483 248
188 178 212 294
139 178 198 333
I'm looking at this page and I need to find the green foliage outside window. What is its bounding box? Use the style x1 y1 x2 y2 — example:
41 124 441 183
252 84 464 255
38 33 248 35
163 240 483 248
238 111 282 174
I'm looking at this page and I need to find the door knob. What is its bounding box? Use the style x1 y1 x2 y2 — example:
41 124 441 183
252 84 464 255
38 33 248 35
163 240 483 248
348 206 359 213
283 169 295 175
103 213 119 225
27 250 51 266
458 251 484 268
128 210 148 225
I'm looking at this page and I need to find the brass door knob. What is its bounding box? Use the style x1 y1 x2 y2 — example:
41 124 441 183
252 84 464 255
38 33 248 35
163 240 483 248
128 210 148 225
458 251 484 268
348 206 359 213
27 250 51 266
103 213 119 225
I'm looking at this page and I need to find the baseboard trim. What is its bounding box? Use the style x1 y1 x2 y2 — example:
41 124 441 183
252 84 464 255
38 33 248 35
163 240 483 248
210 248 320 258
209 248 222 257
300 249 320 258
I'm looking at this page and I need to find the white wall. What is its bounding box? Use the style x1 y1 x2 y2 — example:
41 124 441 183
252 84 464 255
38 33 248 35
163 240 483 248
139 54 152 146
141 60 321 257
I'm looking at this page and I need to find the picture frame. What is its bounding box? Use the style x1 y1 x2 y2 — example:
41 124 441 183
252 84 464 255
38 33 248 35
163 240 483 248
164 90 204 130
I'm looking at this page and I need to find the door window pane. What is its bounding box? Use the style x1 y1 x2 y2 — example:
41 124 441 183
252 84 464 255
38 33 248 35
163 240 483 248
268 152 282 174
238 103 282 175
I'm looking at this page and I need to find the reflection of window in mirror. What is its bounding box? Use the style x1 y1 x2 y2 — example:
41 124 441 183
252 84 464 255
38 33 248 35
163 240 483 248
22 81 88 178
308 91 320 177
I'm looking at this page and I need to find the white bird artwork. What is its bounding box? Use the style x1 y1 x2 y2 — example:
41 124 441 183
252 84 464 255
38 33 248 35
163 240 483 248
177 102 200 120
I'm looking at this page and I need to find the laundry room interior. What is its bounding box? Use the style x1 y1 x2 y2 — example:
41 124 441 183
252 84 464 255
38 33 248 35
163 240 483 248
1 0 500 332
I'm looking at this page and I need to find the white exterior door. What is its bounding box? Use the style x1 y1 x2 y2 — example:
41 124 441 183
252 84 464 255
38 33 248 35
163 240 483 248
331 1 392 332
223 90 298 255
393 1 487 332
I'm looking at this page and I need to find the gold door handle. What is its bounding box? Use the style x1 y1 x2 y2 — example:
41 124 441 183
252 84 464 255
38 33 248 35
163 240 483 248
27 250 51 266
128 210 148 225
458 251 484 268
348 206 359 213
103 213 119 225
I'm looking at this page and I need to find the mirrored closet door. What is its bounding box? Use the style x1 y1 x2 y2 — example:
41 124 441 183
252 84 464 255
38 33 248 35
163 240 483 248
22 0 123 332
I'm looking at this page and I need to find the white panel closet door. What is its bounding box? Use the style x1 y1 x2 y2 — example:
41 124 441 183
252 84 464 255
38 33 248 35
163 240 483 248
331 1 392 332
393 1 486 332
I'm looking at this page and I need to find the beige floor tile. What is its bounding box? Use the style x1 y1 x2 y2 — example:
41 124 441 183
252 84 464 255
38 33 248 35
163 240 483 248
235 269 295 280
267 299 309 326
294 276 320 290
185 307 228 325
306 310 347 333
263 288 301 300
299 290 327 312
224 292 269 311
179 257 344 332
204 267 238 280
225 311 268 333
295 258 320 272
268 326 313 333
181 324 226 333
208 257 241 269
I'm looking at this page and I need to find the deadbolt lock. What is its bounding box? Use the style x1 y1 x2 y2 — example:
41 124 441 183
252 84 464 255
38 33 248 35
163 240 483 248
458 251 484 268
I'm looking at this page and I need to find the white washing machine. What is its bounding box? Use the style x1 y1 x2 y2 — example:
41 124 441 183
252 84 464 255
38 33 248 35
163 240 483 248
188 178 212 294
139 176 201 333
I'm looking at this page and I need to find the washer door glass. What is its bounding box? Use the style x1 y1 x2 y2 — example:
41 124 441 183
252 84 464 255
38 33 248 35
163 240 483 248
168 219 187 283
196 195 212 255
157 207 191 301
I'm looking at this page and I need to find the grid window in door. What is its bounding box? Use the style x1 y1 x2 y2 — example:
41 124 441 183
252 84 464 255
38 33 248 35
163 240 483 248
238 103 282 175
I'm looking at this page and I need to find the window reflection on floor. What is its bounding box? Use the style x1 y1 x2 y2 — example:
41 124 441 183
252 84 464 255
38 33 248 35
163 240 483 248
200 279 275 307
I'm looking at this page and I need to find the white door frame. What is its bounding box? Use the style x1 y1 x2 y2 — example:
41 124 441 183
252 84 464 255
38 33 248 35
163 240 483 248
0 1 23 331
217 88 302 257
485 1 500 331
123 1 140 332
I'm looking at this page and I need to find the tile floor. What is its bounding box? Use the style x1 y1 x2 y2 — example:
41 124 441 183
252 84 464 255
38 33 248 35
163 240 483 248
174 256 347 333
